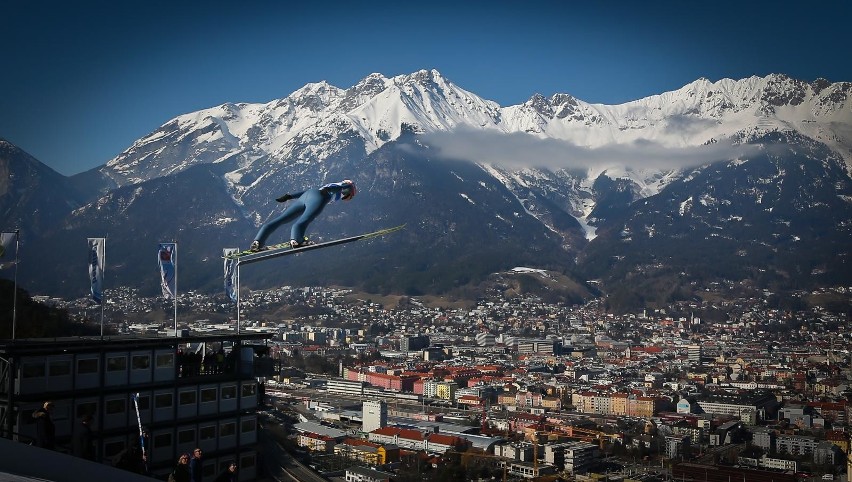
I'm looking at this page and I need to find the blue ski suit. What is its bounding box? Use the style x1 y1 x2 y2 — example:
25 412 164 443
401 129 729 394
253 181 355 246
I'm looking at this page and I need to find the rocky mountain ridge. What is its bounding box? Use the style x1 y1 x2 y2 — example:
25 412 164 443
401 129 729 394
2 70 850 311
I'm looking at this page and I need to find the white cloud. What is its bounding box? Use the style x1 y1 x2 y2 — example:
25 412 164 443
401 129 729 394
417 127 762 170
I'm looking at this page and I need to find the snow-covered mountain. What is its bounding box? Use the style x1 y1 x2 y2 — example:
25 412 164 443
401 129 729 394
6 70 852 307
80 70 852 238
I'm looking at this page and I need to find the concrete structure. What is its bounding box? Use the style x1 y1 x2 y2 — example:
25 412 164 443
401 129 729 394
543 441 599 473
0 333 270 480
399 334 429 352
345 465 394 482
475 332 496 347
328 378 367 396
362 400 387 433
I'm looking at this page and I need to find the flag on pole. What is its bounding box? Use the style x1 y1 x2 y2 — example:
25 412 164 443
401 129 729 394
0 232 17 269
87 238 105 304
223 248 238 302
158 243 177 299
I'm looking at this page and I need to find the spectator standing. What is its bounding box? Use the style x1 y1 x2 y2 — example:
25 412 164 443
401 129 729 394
72 413 96 460
168 453 191 482
189 447 204 482
32 401 56 449
212 461 237 482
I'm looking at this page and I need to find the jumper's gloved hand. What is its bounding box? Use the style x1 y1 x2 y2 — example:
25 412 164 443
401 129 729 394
276 194 293 202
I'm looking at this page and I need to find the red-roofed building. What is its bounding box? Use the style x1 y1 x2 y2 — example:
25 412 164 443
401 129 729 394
297 432 339 453
334 438 400 465
365 372 417 392
808 401 847 425
426 433 470 453
368 427 428 451
397 429 427 450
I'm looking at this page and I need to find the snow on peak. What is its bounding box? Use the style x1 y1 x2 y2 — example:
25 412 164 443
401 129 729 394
102 70 852 186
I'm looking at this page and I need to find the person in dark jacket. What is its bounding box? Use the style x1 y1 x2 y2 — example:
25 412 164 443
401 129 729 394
169 453 191 482
212 461 237 482
72 413 96 460
248 179 357 252
32 401 56 449
189 447 204 482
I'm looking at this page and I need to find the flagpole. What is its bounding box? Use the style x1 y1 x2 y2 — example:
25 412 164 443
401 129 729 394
12 230 19 340
236 262 241 335
174 242 178 337
101 238 106 339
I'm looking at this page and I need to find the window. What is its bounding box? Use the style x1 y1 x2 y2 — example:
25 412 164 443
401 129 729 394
155 393 173 409
241 418 256 433
220 422 236 437
22 363 45 378
156 353 174 368
241 384 257 397
134 395 150 411
179 391 197 406
153 433 172 449
132 355 150 370
49 360 71 377
178 429 195 444
239 454 256 470
107 356 127 372
201 388 217 403
77 358 98 374
105 399 126 415
199 425 216 441
76 402 97 418
221 386 236 400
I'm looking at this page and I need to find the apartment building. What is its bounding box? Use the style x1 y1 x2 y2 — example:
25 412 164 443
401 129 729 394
695 391 778 424
327 378 367 396
571 392 669 417
543 441 599 473
298 431 338 453
334 438 399 465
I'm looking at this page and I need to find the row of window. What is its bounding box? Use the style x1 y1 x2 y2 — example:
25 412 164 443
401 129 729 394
147 417 258 449
75 384 258 419
21 353 175 378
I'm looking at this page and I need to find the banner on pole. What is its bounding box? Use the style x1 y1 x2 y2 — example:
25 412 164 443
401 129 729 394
158 243 177 300
87 238 105 304
0 232 17 270
223 248 238 302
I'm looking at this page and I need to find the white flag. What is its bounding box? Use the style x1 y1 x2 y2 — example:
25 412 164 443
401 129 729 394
0 232 17 270
223 248 238 302
158 243 177 299
87 238 105 304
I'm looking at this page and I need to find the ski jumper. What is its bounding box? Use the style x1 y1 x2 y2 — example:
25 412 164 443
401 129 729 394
253 181 354 246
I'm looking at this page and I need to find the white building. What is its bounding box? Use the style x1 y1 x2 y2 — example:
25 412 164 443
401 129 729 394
362 400 387 433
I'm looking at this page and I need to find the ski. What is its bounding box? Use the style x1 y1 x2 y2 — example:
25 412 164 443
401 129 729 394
224 224 405 265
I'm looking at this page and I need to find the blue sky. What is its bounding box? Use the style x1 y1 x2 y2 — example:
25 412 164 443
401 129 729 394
2 0 850 176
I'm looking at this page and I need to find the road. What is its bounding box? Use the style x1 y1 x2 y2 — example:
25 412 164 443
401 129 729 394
256 423 328 482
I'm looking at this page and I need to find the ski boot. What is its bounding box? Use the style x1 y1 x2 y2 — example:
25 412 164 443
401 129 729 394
290 238 315 249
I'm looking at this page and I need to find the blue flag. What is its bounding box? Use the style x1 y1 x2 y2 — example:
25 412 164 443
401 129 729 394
87 238 105 304
158 243 177 300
